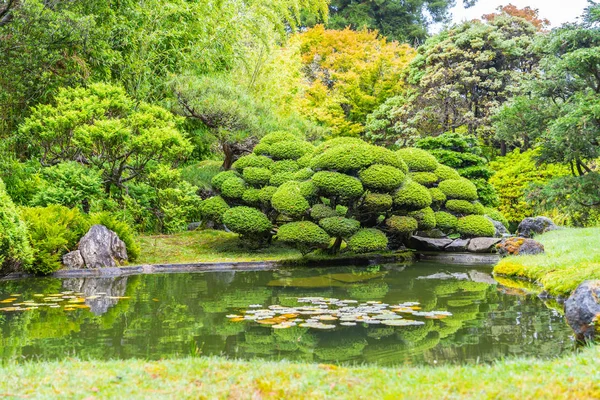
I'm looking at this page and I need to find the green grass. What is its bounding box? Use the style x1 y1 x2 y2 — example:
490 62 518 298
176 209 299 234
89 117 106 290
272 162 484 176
1 347 599 399
494 227 600 296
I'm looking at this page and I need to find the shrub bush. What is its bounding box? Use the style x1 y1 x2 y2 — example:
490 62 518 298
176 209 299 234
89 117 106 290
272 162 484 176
260 131 300 146
232 154 274 172
319 217 361 238
270 160 300 174
385 215 418 234
438 179 478 201
269 172 295 186
242 188 262 205
393 181 432 211
312 137 367 154
370 147 408 173
347 228 388 253
312 172 364 199
311 143 377 172
243 167 272 187
434 211 458 231
359 164 405 191
429 188 447 204
483 207 509 229
258 186 278 204
408 207 436 230
211 170 240 190
396 148 438 172
298 180 317 198
271 183 310 218
434 164 462 181
268 140 314 160
252 142 271 156
310 204 338 220
0 180 33 272
200 196 230 224
456 215 495 238
220 177 247 199
277 221 331 255
222 207 272 236
361 193 393 212
409 172 438 187
445 200 481 216
293 168 315 181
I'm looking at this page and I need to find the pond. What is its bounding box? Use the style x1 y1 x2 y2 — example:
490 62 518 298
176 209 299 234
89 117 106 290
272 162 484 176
0 262 574 366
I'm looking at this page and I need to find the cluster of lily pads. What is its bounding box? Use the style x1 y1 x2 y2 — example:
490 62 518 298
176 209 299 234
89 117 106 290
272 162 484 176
226 297 452 330
0 292 130 312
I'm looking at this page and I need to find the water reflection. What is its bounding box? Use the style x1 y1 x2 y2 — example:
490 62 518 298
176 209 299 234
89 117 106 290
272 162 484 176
0 263 574 365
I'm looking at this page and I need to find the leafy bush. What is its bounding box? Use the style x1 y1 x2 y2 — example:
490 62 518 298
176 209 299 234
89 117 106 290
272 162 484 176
429 188 447 204
0 179 33 272
258 186 278 204
312 171 364 199
438 179 478 201
269 172 295 186
393 180 432 211
445 200 482 216
271 183 310 218
268 140 314 160
260 131 300 146
409 172 438 187
242 188 262 205
385 215 418 234
434 164 461 181
359 164 405 191
319 217 361 238
311 143 376 172
181 160 222 192
362 193 393 212
211 170 240 191
435 211 458 231
222 207 272 236
220 177 247 199
200 196 230 224
310 204 338 220
293 168 315 181
243 167 272 187
277 221 331 255
270 160 300 174
232 154 274 172
456 215 496 238
408 207 436 230
347 228 388 253
396 148 438 172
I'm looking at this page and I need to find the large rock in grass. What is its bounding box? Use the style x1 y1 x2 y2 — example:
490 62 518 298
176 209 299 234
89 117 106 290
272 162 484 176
409 236 453 251
565 280 600 341
63 225 127 269
496 237 545 257
467 237 501 253
517 216 559 238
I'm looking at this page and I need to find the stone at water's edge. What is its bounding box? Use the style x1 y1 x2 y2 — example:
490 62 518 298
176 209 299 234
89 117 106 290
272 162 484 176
409 236 453 251
565 280 600 341
467 237 502 253
64 225 128 269
63 250 85 269
496 237 545 257
486 217 510 238
445 238 470 252
517 216 559 238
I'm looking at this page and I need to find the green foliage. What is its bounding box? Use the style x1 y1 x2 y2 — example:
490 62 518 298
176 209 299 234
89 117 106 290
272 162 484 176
311 143 376 172
385 216 418 235
268 141 314 160
243 168 272 187
232 155 274 173
0 179 33 271
270 160 300 174
212 171 241 191
392 181 432 211
361 193 393 213
396 148 438 172
428 188 447 205
483 208 509 229
200 197 230 224
242 189 262 205
318 217 361 238
277 221 331 255
293 168 315 181
269 172 295 187
220 177 247 199
347 228 388 253
408 207 436 230
409 172 438 187
434 164 462 181
438 179 478 201
259 132 301 146
457 215 496 238
271 184 310 218
445 200 483 216
180 161 222 193
310 204 338 220
359 164 405 192
222 207 272 236
435 211 458 232
312 172 364 199
258 186 278 205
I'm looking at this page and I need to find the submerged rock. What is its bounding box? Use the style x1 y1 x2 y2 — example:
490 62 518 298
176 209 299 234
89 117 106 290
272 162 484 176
467 237 501 253
517 216 559 238
409 236 453 251
565 280 600 341
445 239 470 252
496 237 545 257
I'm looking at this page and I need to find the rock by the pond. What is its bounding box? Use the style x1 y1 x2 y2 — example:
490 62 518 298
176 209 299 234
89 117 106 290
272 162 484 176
564 280 600 341
415 229 448 239
496 237 545 257
77 225 128 269
486 217 510 238
62 250 85 269
467 237 502 253
445 238 470 252
409 236 453 251
187 222 202 231
517 216 559 238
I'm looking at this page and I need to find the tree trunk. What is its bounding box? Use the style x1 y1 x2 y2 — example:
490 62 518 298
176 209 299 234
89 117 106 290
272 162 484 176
500 140 507 157
330 237 343 255
222 142 234 170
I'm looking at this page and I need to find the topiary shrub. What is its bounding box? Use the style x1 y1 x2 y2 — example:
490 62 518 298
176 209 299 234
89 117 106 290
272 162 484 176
310 204 338 220
232 154 274 172
396 148 438 172
429 188 447 204
408 207 436 230
220 177 247 199
393 180 432 211
298 180 317 199
242 188 262 205
359 164 405 191
271 183 310 218
277 221 331 255
438 179 478 201
293 168 315 181
252 142 271 156
347 228 389 253
385 215 418 235
243 167 272 187
312 171 364 199
269 172 295 186
0 179 33 272
268 140 314 160
435 211 458 232
319 217 361 238
312 137 367 154
370 146 408 173
434 164 462 181
361 193 393 213
409 172 438 187
258 186 278 205
200 196 230 224
222 207 272 236
445 200 481 216
483 207 509 229
336 205 349 217
311 143 376 172
457 215 495 238
260 131 300 146
211 170 240 190
270 160 300 174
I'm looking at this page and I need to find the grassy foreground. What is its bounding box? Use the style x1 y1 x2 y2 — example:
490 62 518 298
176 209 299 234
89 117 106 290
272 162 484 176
1 347 599 399
494 227 600 296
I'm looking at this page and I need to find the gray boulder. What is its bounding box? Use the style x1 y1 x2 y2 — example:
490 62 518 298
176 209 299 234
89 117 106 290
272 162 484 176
445 238 470 252
517 216 559 238
187 222 202 231
409 236 453 251
78 225 128 269
62 250 85 269
496 237 545 257
486 217 510 238
564 280 600 341
415 229 448 239
467 237 502 253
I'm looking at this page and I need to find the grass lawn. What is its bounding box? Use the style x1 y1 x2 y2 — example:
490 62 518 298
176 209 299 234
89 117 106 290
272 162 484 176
1 346 599 399
494 227 600 296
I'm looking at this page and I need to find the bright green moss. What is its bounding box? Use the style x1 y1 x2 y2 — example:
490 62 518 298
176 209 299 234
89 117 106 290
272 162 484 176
429 188 447 204
370 146 408 173
293 168 315 181
435 211 458 231
296 154 314 168
200 196 230 224
232 154 274 172
243 167 272 187
392 180 432 211
472 201 485 215
312 137 367 154
359 164 405 191
408 207 436 230
220 177 247 199
396 148 439 172
484 207 509 229
270 160 300 174
260 131 300 146
211 170 240 190
362 193 393 213
269 172 295 186
310 204 338 220
268 141 314 160
457 215 496 238
298 180 317 198
319 217 361 238
385 215 418 235
312 171 364 199
271 183 310 218
222 207 272 235
445 199 480 215
434 164 462 181
438 179 478 201
409 172 438 187
347 228 389 253
277 221 331 255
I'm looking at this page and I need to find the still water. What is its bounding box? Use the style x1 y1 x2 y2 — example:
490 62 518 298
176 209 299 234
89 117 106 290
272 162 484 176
0 262 573 365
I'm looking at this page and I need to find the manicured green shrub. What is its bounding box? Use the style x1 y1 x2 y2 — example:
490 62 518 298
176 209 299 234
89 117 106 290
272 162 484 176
347 228 388 253
242 188 262 205
429 188 447 204
483 207 509 229
313 137 366 154
336 205 349 216
268 140 314 160
200 196 230 224
359 164 405 191
310 204 338 220
277 221 331 255
319 217 361 238
396 148 438 172
472 201 485 215
243 167 272 187
385 215 418 234
0 179 33 272
408 207 436 230
211 170 240 190
258 186 278 204
435 211 458 231
311 143 375 172
456 215 495 238
370 146 408 173
438 179 478 201
232 154 274 172
271 183 310 218
312 172 364 199
445 200 480 216
362 193 393 212
293 168 315 181
220 177 247 199
409 172 438 187
269 172 295 186
260 131 300 146
298 180 317 198
297 154 314 168
270 160 300 174
252 142 271 156
434 164 462 181
222 206 272 235
393 181 432 211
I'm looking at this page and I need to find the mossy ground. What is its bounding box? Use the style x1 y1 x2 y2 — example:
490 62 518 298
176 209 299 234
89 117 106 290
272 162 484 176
1 346 599 399
494 227 600 296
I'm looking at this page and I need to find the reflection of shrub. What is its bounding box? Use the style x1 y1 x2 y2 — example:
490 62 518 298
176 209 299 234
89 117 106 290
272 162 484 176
359 164 405 191
277 221 330 255
438 179 478 201
347 280 389 299
435 211 458 231
385 215 418 234
362 193 393 212
347 228 388 253
408 207 436 230
200 196 230 224
457 215 495 238
396 148 438 172
312 171 364 199
393 181 432 211
319 217 361 238
222 207 272 236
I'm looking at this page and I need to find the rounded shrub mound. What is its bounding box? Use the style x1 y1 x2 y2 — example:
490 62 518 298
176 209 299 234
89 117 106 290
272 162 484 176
258 186 278 204
385 215 418 235
220 177 247 199
434 164 462 181
408 207 436 230
435 211 458 231
370 146 408 173
347 228 389 253
362 193 393 212
269 172 295 186
319 217 361 238
311 143 375 172
393 180 432 211
242 188 262 205
298 180 317 198
200 196 230 223
277 221 331 255
312 171 364 199
409 172 438 187
270 160 300 174
359 164 405 191
268 140 314 160
232 154 274 172
310 204 337 220
396 148 439 172
312 137 367 154
222 207 272 235
252 142 271 156
243 167 272 187
293 168 314 181
445 199 480 216
438 179 478 201
0 179 33 272
271 183 310 218
259 131 300 146
457 215 495 238
429 188 447 204
211 170 240 190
